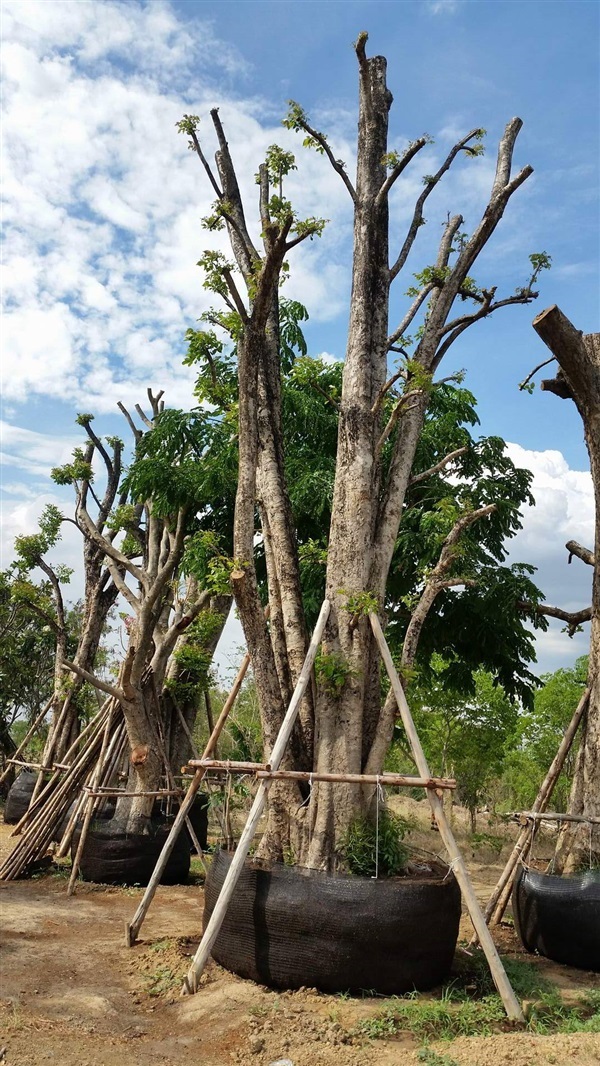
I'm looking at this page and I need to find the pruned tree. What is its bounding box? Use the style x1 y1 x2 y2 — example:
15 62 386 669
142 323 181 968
58 392 236 830
523 306 600 870
182 33 548 868
10 502 108 767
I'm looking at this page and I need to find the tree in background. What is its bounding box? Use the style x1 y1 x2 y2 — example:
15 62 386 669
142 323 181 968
397 664 518 832
52 391 237 829
0 568 56 760
502 656 587 815
181 32 549 868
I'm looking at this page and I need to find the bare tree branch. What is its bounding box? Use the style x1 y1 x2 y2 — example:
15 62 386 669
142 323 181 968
134 404 153 430
567 540 595 567
377 389 425 452
390 130 486 282
401 504 496 670
188 127 223 199
290 118 357 204
118 402 143 443
62 659 125 703
76 502 146 588
409 446 469 486
386 282 435 355
377 137 429 203
222 268 249 321
518 355 556 392
518 600 592 636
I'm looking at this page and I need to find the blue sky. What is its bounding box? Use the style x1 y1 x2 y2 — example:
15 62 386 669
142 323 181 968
1 0 599 676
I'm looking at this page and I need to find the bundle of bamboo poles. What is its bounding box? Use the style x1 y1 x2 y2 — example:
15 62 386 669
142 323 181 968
0 696 127 881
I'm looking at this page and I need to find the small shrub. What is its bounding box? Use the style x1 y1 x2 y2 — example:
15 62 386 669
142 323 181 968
340 809 410 878
470 831 505 856
315 650 356 697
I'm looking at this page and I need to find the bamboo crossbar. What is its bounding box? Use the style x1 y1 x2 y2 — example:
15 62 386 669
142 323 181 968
83 787 183 798
189 760 456 790
187 760 271 774
6 759 57 772
7 759 72 772
513 810 600 827
0 696 54 788
257 770 455 788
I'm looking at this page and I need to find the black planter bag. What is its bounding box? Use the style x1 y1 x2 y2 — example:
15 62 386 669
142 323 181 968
203 848 461 995
512 865 600 972
71 817 191 886
3 771 39 824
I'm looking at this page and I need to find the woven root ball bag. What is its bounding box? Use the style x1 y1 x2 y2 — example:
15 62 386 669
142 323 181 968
512 865 600 972
3 771 39 824
203 848 461 995
71 816 191 886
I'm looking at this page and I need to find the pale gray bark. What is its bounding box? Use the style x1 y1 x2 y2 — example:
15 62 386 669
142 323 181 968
532 306 600 869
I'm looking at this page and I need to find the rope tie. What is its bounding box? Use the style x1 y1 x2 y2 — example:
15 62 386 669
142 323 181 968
296 772 314 812
442 856 460 882
372 776 385 880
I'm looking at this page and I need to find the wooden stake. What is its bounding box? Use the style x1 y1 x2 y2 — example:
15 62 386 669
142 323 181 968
181 598 331 994
124 648 253 946
369 613 525 1023
70 700 125 893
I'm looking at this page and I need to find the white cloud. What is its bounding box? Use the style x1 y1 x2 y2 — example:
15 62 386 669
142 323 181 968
505 443 594 673
1 1 356 412
427 0 462 15
1 421 79 475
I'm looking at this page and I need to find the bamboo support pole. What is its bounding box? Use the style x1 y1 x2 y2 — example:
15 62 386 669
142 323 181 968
124 648 253 947
0 744 98 878
0 695 53 788
181 599 332 994
84 788 183 798
189 760 456 790
31 689 77 807
9 707 110 837
0 704 115 880
68 705 116 894
57 721 127 858
0 696 54 788
55 778 90 858
175 701 201 759
185 814 206 862
479 685 590 935
369 613 525 1023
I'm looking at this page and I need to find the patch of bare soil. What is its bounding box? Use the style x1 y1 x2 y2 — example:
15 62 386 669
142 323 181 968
1 812 599 1066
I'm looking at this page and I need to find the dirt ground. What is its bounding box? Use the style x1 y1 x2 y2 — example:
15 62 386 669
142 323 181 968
1 803 599 1066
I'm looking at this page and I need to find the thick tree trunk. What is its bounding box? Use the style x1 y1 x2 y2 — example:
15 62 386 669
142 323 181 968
308 47 392 868
533 307 600 869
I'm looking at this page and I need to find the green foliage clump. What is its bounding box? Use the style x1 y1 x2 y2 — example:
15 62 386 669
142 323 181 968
340 810 410 878
315 650 356 698
166 610 225 703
